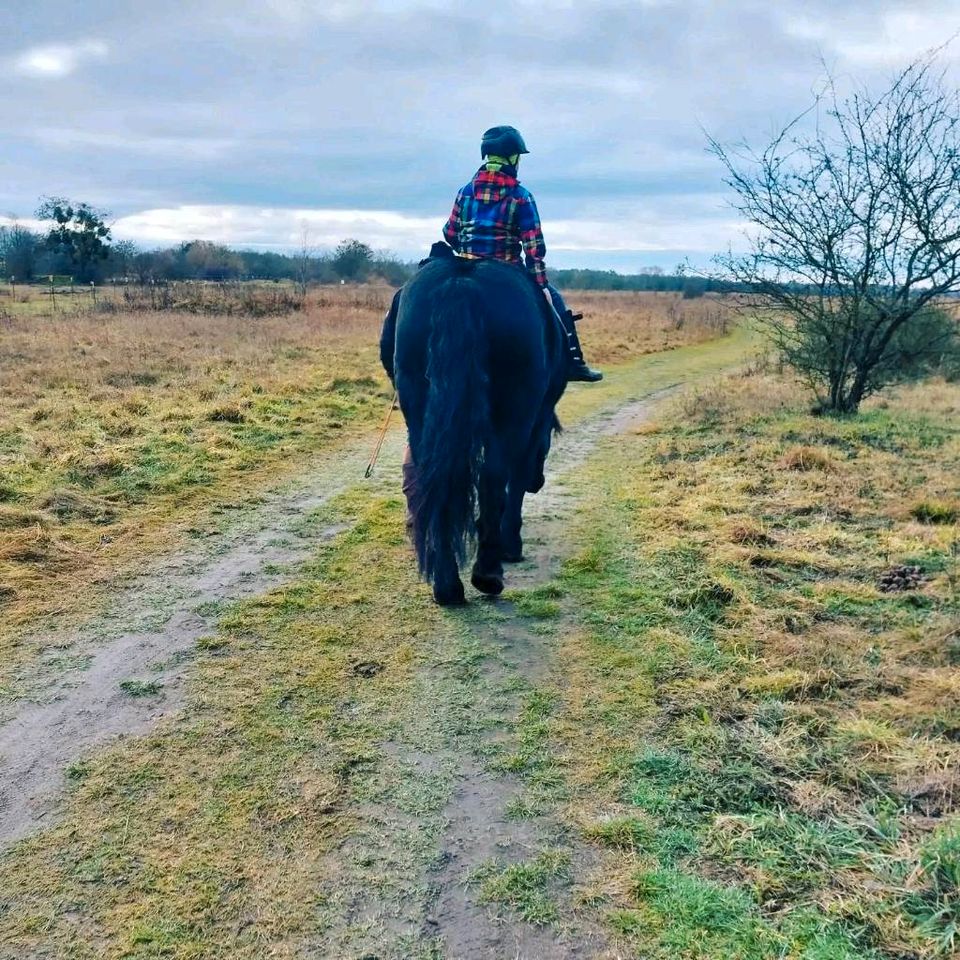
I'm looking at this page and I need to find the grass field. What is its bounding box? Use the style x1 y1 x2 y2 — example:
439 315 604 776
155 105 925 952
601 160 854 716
534 372 960 958
1 285 957 958
0 287 726 694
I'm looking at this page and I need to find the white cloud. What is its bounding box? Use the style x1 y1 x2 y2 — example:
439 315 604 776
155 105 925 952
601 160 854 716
30 127 235 161
110 203 744 256
784 8 960 67
13 40 108 78
0 214 44 232
836 11 960 66
549 214 746 254
112 205 442 250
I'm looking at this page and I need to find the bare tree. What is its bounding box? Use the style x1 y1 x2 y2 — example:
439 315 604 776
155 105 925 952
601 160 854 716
295 222 315 296
711 54 960 412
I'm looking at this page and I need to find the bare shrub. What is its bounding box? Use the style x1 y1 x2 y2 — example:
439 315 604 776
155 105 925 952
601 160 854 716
712 55 960 412
97 281 305 317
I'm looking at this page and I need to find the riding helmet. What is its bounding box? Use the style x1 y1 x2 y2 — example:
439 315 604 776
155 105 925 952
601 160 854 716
480 125 529 158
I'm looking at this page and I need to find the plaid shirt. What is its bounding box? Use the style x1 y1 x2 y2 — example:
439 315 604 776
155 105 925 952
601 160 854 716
443 167 548 287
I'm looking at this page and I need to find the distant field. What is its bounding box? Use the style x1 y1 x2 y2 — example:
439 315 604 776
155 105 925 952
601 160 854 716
0 285 730 683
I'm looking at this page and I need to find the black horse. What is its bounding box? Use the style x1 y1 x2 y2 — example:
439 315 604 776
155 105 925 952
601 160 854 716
381 256 567 605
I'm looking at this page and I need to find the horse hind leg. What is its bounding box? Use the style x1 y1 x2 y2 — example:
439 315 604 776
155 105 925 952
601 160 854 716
501 474 525 563
471 459 507 595
432 541 466 606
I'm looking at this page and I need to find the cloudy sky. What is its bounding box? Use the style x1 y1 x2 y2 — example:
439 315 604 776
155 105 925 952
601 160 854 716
3 1 959 270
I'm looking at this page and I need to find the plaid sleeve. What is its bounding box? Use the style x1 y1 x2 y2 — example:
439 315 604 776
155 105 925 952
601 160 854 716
516 190 548 287
443 191 463 251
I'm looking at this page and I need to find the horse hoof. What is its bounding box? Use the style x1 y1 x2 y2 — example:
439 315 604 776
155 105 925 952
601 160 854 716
470 570 504 595
434 581 466 606
502 551 524 563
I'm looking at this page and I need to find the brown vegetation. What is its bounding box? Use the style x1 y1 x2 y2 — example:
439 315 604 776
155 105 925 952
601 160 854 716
0 285 733 671
570 290 731 364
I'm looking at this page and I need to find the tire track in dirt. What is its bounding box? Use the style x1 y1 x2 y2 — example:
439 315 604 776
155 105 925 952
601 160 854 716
0 430 406 851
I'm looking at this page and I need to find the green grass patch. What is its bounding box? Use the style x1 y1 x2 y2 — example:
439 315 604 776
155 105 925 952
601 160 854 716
541 372 960 957
118 678 163 697
471 850 570 925
510 587 563 619
908 824 960 955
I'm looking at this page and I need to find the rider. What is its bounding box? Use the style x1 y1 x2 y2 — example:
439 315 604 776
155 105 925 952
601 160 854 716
442 125 603 383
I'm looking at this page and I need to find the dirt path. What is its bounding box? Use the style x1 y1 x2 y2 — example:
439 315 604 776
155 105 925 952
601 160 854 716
307 386 680 959
423 391 678 960
0 430 405 850
0 368 689 954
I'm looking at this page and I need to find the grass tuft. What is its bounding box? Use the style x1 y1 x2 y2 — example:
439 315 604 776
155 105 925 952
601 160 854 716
582 815 652 851
780 445 835 471
118 678 163 697
207 404 246 424
471 851 570 925
912 500 959 525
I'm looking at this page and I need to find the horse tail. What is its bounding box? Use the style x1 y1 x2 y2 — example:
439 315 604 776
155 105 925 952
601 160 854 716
412 273 489 582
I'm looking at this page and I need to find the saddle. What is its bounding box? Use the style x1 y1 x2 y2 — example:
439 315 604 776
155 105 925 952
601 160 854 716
417 242 572 327
418 241 457 267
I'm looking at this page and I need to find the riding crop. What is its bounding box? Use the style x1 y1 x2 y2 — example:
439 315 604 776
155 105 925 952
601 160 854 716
364 390 398 477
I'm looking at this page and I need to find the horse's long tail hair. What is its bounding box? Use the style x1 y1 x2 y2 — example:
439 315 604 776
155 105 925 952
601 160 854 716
412 273 489 581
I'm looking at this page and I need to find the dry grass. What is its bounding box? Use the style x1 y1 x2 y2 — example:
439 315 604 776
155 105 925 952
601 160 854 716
571 291 732 365
0 286 394 653
534 371 960 957
779 445 836 472
0 285 734 686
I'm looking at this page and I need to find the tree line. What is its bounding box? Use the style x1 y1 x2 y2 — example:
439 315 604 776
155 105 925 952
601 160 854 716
0 209 414 287
1 198 715 293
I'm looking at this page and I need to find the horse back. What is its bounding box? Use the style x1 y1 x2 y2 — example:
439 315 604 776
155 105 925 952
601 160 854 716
395 258 558 388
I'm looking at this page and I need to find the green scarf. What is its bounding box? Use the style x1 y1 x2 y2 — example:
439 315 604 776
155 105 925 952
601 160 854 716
483 153 520 173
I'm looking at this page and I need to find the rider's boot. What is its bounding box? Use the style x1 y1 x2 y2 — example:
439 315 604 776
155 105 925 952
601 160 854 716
561 310 603 382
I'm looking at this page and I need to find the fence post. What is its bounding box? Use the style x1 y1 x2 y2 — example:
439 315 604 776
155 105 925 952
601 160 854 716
90 280 97 308
49 275 56 312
